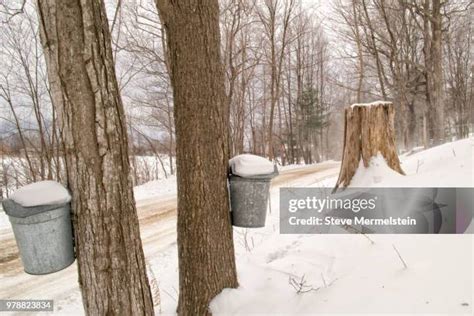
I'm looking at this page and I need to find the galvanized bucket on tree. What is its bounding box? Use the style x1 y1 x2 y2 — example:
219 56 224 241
229 165 278 228
2 199 75 275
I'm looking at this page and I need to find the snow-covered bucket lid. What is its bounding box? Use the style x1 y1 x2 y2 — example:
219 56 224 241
11 181 71 208
229 154 278 178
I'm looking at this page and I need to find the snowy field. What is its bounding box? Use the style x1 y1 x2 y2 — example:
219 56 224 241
214 139 473 315
0 139 473 315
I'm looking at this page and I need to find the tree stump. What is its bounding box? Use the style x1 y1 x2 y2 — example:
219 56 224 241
333 101 404 192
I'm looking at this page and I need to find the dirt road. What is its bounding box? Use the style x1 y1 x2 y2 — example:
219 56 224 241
0 162 339 302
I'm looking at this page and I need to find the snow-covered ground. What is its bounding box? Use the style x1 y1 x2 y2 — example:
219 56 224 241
279 160 338 172
350 138 473 187
0 205 8 230
134 176 177 202
0 139 472 315
209 138 474 315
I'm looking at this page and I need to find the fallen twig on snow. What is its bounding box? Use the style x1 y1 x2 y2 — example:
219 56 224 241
392 244 408 269
288 274 320 294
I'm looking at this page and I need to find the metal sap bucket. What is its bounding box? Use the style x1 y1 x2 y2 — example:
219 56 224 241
2 198 75 275
229 165 278 228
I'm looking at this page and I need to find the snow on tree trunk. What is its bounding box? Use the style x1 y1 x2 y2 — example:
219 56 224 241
334 102 404 192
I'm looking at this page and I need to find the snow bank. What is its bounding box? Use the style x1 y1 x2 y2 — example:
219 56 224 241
211 234 473 315
350 100 392 109
229 154 275 177
10 180 71 207
350 138 473 187
210 139 473 314
133 176 177 202
349 153 404 187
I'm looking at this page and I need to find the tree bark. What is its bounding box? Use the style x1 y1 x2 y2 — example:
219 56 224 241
36 1 154 314
334 102 404 192
352 0 364 103
154 1 238 315
430 0 445 144
422 0 445 145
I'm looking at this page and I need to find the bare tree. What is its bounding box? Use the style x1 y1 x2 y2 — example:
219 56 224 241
154 0 238 314
0 5 62 192
36 0 154 314
257 0 296 160
333 0 472 150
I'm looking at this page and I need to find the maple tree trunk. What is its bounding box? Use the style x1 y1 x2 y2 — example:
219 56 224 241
154 1 238 315
334 102 404 192
37 1 154 314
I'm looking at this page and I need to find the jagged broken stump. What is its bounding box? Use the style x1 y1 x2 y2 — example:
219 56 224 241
334 101 404 192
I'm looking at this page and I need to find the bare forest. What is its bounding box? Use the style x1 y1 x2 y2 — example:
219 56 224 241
0 1 473 315
0 0 472 195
